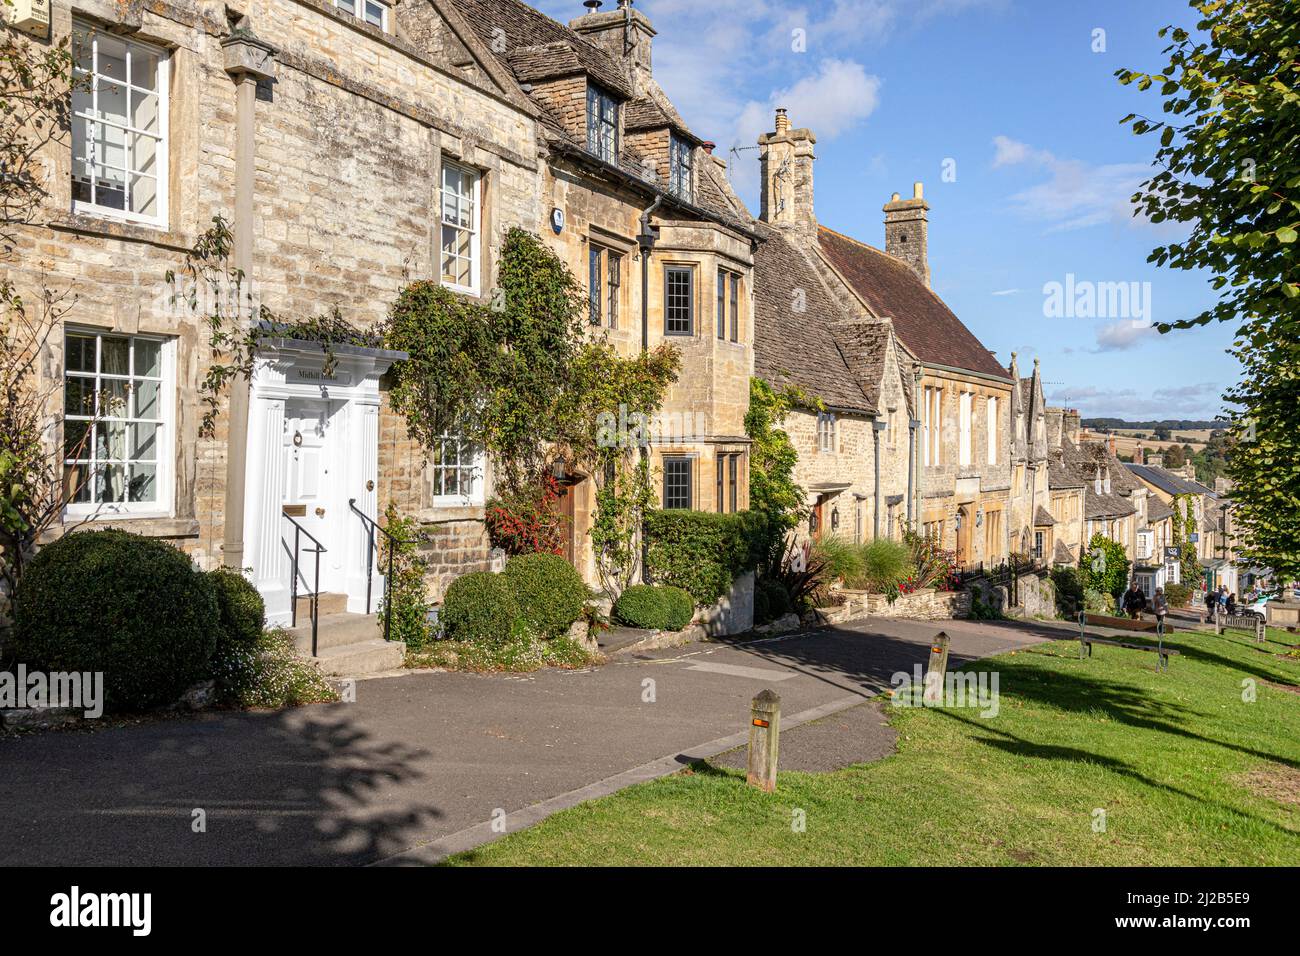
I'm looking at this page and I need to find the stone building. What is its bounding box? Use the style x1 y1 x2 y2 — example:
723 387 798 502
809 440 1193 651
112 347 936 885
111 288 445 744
4 0 551 659
751 109 1028 568
1006 352 1053 562
448 0 760 585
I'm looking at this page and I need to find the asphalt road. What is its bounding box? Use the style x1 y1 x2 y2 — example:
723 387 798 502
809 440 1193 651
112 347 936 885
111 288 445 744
0 616 1053 866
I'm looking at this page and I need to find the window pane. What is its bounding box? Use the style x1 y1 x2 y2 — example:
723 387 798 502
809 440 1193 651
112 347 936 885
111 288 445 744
65 377 95 416
66 334 96 373
134 338 161 377
101 336 129 375
97 79 128 128
338 0 357 14
132 378 160 420
130 422 159 460
364 1 384 26
131 90 160 135
97 35 128 84
64 464 93 503
664 458 692 510
94 165 127 210
716 269 726 338
64 420 91 459
128 464 157 502
589 247 602 325
666 268 692 334
130 173 158 218
98 419 128 460
130 47 159 92
73 28 93 74
100 465 127 503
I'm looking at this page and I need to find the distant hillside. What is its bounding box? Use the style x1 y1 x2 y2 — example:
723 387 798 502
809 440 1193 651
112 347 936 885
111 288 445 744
1082 418 1228 432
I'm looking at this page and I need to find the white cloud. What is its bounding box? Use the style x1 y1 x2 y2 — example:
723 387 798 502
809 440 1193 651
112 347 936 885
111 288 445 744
1094 321 1157 352
990 135 1152 232
1044 383 1224 419
991 288 1021 296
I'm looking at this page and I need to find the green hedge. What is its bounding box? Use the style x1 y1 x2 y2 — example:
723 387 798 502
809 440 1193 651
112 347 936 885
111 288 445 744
502 553 588 638
613 584 695 631
643 510 766 605
13 530 220 711
442 572 520 645
208 568 266 657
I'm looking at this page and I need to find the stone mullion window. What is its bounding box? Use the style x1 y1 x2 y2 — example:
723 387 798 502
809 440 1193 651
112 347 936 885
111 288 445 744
663 456 693 510
665 266 694 336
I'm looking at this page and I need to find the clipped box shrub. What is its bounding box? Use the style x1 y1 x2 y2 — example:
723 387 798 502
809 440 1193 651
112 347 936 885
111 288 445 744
614 584 694 631
442 571 520 644
208 568 266 657
13 529 220 711
643 510 766 605
503 553 588 638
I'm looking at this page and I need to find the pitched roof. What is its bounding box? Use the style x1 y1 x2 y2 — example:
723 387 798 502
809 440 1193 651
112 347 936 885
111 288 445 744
816 226 1011 381
752 224 876 414
1147 496 1174 523
1057 439 1137 519
1053 540 1075 565
449 0 633 98
1126 463 1214 498
1034 505 1056 527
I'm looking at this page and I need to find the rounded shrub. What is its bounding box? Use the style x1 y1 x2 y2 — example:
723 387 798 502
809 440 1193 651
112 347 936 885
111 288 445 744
13 529 221 711
613 584 695 631
208 568 266 657
760 580 792 621
442 571 520 644
502 553 588 638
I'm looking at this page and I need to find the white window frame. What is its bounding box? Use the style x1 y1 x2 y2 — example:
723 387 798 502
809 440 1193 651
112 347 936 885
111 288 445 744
958 391 973 467
336 0 388 31
71 21 170 228
440 160 481 296
987 395 998 466
817 412 837 454
429 434 484 506
62 329 176 519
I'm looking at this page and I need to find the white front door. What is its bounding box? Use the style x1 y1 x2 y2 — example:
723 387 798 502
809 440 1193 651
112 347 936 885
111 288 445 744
283 398 342 596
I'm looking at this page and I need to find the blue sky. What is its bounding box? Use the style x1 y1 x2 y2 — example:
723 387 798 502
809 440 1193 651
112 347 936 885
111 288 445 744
535 0 1239 421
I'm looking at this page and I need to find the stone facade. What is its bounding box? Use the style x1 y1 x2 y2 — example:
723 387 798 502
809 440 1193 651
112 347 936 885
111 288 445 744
7 0 541 613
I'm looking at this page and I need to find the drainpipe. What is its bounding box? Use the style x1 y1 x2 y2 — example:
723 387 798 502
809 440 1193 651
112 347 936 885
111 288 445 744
907 415 920 528
220 26 277 569
872 419 887 538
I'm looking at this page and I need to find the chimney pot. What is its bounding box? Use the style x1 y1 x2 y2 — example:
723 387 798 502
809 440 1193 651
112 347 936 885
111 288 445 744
702 141 716 154
890 192 900 202
583 0 602 9
913 181 924 199
774 108 790 133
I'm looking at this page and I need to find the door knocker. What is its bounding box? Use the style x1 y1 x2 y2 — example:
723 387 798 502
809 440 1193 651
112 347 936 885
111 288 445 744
293 431 304 447
366 480 375 492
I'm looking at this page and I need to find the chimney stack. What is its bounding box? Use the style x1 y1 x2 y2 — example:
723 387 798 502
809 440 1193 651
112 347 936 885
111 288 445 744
758 108 817 238
883 182 931 286
571 0 656 83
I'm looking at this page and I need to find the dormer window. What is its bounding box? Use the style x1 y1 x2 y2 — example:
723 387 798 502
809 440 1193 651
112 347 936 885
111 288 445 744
669 134 693 201
586 84 619 163
336 0 388 30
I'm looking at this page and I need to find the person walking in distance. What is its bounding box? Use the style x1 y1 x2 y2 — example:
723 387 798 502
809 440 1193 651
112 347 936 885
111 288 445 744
1123 581 1148 621
1203 587 1216 623
1152 587 1169 631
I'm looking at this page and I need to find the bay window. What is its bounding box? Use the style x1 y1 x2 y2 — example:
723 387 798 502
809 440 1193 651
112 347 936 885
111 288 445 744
63 330 173 514
72 22 169 226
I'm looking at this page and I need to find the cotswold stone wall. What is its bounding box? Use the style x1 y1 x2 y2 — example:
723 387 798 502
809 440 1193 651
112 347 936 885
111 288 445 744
826 588 971 622
7 0 538 583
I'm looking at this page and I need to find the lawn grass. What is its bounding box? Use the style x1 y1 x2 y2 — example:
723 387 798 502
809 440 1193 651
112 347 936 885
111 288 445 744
449 627 1300 866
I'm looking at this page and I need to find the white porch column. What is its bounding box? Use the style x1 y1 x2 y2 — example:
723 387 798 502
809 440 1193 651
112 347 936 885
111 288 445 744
245 392 290 624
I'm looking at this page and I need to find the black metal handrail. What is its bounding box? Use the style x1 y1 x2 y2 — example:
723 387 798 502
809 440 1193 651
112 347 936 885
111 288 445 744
349 498 418 645
283 510 328 657
348 499 486 644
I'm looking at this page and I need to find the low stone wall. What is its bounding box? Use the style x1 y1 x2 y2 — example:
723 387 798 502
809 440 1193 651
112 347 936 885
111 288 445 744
698 571 755 638
824 587 971 623
416 514 493 604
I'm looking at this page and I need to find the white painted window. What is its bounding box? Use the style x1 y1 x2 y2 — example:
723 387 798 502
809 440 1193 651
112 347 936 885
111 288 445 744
817 412 837 453
63 330 174 516
336 0 388 30
987 395 998 466
923 386 942 467
440 161 480 295
958 391 973 467
430 435 484 505
71 22 169 227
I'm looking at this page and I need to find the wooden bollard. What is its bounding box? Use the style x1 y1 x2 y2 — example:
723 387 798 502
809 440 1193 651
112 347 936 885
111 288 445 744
747 689 781 793
1214 607 1224 636
923 632 951 705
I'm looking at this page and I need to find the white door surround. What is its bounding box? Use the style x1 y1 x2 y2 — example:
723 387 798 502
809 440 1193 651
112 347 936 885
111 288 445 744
242 338 404 627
